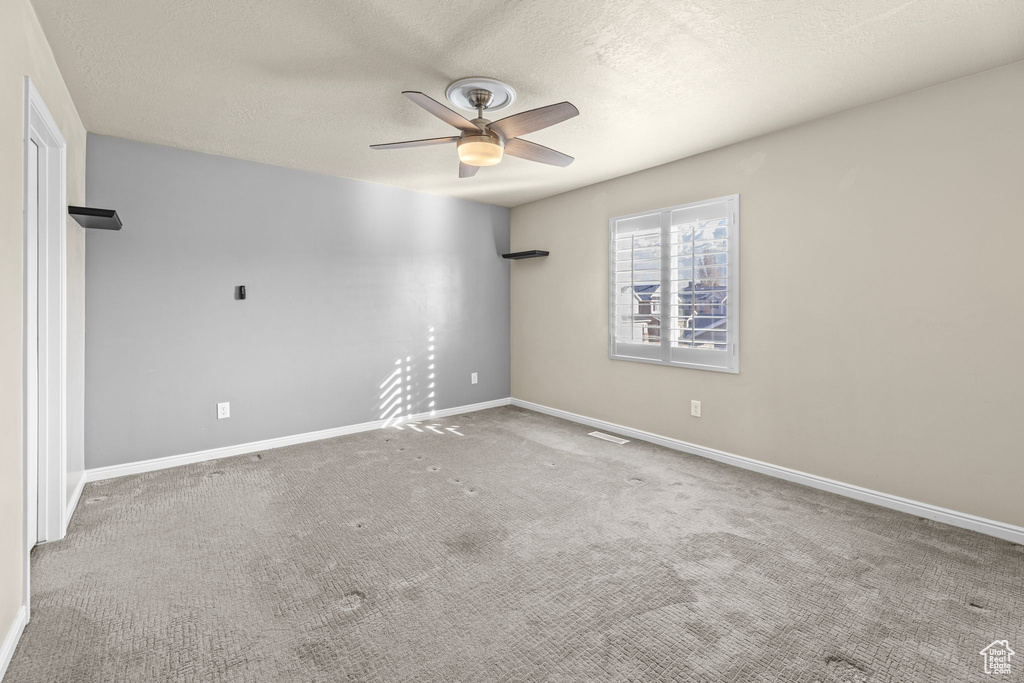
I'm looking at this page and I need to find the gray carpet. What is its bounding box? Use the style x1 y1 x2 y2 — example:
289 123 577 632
7 406 1023 682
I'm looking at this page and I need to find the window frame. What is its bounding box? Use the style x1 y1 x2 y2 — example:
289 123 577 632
608 194 740 374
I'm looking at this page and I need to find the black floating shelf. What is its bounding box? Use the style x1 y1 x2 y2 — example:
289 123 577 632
502 250 549 260
69 206 122 231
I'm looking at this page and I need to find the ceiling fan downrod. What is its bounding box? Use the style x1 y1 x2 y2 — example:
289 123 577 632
468 89 495 127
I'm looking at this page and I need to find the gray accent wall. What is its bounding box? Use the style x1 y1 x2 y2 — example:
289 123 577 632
85 134 510 469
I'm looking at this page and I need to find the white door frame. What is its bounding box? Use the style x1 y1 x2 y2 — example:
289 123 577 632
23 77 68 621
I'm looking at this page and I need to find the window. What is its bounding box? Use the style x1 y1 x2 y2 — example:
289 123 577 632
609 195 739 373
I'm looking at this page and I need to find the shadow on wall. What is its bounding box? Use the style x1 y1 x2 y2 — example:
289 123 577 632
491 211 508 257
378 326 463 436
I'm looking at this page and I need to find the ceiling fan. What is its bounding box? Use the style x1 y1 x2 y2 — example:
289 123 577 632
371 77 579 178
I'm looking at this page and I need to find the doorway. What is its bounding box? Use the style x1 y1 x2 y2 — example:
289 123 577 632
23 77 68 620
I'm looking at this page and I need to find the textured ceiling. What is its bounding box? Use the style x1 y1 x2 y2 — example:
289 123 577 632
31 0 1024 207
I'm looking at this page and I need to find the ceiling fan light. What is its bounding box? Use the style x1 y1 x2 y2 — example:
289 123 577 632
457 135 504 166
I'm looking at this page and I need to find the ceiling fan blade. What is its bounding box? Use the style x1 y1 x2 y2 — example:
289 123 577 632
488 102 579 140
504 138 574 167
370 136 459 150
459 162 479 178
403 91 480 132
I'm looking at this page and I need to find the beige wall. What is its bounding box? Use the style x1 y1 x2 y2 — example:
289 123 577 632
0 0 86 636
511 62 1024 529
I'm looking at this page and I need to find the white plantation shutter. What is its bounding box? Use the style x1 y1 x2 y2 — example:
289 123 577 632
611 211 663 360
609 195 739 373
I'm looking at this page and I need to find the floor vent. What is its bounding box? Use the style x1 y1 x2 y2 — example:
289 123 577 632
588 431 629 445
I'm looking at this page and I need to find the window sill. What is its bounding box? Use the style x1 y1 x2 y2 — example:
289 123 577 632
609 353 739 374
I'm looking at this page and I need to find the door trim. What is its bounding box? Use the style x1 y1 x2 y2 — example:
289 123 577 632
23 77 68 623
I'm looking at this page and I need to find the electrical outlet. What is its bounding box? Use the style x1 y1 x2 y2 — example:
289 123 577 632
690 400 702 418
217 402 230 419
471 372 478 385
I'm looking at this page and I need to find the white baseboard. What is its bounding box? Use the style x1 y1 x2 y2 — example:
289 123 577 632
64 470 86 534
0 605 27 683
511 398 1024 545
84 398 512 483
